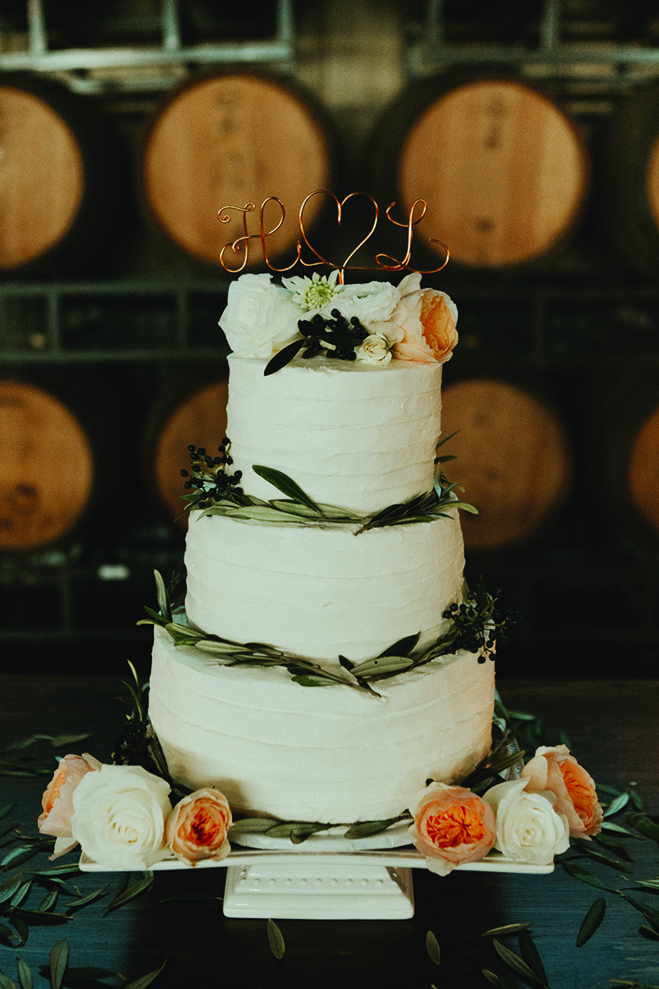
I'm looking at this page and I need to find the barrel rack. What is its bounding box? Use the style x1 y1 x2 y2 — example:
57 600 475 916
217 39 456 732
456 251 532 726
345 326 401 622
1 0 659 676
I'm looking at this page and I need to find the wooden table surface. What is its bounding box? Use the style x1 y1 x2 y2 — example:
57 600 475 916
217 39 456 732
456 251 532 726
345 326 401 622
1 676 657 989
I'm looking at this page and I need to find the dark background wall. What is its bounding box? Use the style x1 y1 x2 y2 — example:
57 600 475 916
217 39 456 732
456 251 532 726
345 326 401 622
1 0 659 679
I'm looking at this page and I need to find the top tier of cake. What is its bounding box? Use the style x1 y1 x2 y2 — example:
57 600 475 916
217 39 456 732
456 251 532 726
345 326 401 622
218 270 459 515
226 354 443 515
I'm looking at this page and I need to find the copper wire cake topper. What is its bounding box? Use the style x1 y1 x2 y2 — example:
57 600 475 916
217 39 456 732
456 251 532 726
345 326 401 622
217 189 449 283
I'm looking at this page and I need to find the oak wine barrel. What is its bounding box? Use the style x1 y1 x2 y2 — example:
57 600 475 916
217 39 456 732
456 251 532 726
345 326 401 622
628 407 659 537
440 377 573 550
149 376 229 527
0 75 124 277
0 381 94 551
590 372 659 549
599 81 659 276
368 74 589 270
138 71 337 270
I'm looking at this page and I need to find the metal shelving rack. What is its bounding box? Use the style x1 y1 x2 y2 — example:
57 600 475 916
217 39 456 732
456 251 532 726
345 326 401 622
0 0 295 92
1 0 659 673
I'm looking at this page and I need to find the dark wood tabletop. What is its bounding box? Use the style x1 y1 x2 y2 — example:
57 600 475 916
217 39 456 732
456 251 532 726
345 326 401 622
1 675 657 989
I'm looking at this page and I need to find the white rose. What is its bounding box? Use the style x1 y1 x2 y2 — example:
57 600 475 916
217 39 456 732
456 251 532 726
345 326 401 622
218 273 301 358
331 280 401 324
483 776 570 865
71 764 172 870
356 333 393 365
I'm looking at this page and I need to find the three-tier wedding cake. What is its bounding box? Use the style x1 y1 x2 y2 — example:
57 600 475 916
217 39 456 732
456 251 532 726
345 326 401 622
147 268 496 826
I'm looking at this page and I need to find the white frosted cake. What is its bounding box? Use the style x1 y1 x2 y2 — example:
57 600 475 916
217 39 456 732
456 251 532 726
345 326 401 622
148 270 496 825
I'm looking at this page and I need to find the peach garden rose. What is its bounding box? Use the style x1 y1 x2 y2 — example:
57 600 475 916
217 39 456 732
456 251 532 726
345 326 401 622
408 781 496 876
39 753 102 857
165 787 232 866
391 272 458 365
521 744 603 838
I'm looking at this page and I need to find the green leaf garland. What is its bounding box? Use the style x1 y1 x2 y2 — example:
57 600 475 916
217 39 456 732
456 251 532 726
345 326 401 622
139 574 509 696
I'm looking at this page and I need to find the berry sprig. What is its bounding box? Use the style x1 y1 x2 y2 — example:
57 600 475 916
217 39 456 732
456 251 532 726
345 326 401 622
264 310 371 374
298 309 370 362
442 580 520 663
180 438 245 510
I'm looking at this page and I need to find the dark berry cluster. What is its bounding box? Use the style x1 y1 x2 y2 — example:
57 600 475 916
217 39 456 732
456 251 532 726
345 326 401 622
442 590 520 663
181 437 244 508
297 310 369 362
112 718 152 770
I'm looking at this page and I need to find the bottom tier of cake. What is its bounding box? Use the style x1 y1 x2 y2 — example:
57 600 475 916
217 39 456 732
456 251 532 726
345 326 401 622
148 626 495 824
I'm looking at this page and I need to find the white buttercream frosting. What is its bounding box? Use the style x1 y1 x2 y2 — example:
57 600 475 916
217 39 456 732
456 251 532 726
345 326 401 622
185 507 465 667
226 353 443 514
149 627 495 824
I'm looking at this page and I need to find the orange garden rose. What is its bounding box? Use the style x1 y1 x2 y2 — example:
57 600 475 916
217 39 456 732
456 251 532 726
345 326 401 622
391 273 458 365
408 782 496 876
165 787 232 866
521 745 603 838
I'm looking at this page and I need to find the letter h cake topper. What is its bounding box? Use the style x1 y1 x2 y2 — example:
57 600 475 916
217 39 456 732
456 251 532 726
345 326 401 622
217 189 449 283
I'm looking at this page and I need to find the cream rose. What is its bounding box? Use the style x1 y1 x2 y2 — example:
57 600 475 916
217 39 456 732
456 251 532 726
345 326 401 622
71 764 172 870
408 782 496 876
483 776 570 865
219 273 301 358
521 745 603 838
39 753 102 839
355 333 393 365
166 788 232 866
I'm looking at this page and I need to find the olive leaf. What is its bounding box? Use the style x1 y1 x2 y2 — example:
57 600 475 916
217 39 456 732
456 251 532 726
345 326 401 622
264 338 305 376
103 876 154 916
560 860 619 893
492 939 550 989
482 970 518 989
64 888 108 913
0 966 17 989
604 792 630 817
230 818 280 834
0 873 23 909
8 910 71 928
426 930 441 965
1 845 43 871
267 918 285 959
627 812 659 845
49 939 68 989
571 837 632 873
620 893 659 933
344 816 410 840
37 889 58 914
252 465 323 514
16 960 31 989
632 878 659 893
348 655 414 678
518 930 547 984
153 570 170 621
482 922 533 937
576 897 606 947
122 960 168 989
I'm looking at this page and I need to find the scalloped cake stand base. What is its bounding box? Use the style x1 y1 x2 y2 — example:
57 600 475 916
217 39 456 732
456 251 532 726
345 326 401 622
223 857 415 919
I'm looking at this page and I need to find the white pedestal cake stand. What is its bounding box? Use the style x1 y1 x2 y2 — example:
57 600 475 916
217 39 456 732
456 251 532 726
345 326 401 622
79 822 553 920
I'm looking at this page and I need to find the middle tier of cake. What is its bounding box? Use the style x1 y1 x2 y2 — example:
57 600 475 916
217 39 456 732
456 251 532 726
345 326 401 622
184 507 465 666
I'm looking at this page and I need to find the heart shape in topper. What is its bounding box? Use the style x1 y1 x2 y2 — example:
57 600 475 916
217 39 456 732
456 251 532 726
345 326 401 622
298 190 380 280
